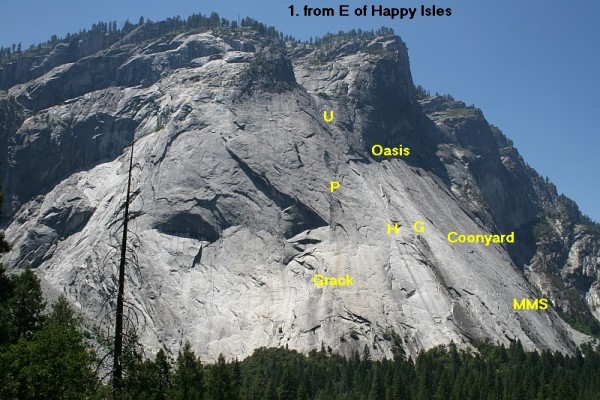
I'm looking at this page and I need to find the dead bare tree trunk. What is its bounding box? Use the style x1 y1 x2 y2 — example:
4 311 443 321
112 139 135 393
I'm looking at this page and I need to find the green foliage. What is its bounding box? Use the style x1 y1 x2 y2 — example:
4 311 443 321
7 268 46 342
49 340 594 399
48 294 77 327
132 349 173 400
557 307 600 337
0 232 9 255
430 92 456 101
532 207 600 337
0 12 285 69
205 353 234 400
368 365 384 400
0 323 98 399
544 274 600 338
0 269 100 399
0 264 13 303
497 127 515 147
307 27 399 65
172 341 204 400
555 287 600 337
0 181 14 345
0 289 98 399
310 26 395 49
444 107 479 118
0 265 14 344
533 215 560 243
239 50 297 95
415 85 430 99
120 330 146 397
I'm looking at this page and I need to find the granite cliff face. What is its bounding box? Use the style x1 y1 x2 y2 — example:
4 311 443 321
1 22 598 360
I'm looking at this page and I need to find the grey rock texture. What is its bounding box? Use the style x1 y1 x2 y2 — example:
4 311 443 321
422 96 600 336
1 25 598 361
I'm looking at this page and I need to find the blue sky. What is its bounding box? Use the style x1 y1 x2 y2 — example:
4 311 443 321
2 0 599 222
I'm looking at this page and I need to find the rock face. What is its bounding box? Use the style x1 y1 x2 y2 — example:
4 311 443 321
1 24 599 361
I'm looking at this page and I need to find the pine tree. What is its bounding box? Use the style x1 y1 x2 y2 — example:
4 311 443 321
154 348 172 399
121 329 145 396
173 341 203 400
206 354 233 400
0 265 14 344
368 365 385 400
278 366 296 400
433 366 453 400
296 382 309 400
8 268 45 341
265 378 277 400
391 369 407 399
415 352 431 400
0 173 13 345
47 294 76 327
0 320 97 399
0 183 11 255
230 358 242 398
123 19 133 32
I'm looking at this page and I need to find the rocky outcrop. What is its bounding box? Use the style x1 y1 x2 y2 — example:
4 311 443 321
0 26 598 362
423 96 600 337
0 31 122 91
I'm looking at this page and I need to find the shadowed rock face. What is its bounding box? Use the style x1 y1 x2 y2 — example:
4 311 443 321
1 26 598 361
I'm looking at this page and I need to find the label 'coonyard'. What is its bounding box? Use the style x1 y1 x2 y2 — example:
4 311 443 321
447 231 515 245
371 144 410 157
